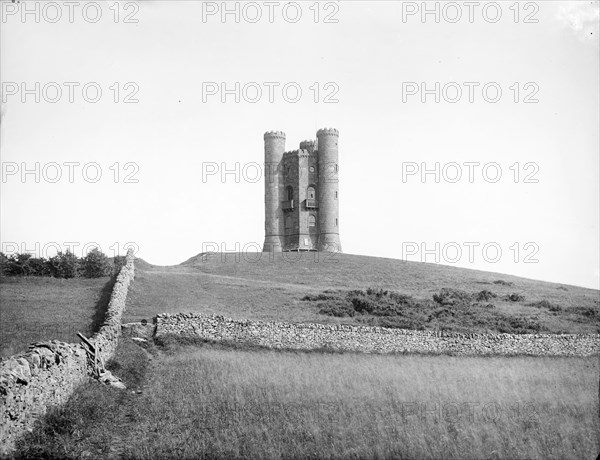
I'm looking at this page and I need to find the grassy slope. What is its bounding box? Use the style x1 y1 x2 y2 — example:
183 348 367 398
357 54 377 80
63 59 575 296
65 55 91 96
17 339 599 460
0 276 114 358
124 252 599 333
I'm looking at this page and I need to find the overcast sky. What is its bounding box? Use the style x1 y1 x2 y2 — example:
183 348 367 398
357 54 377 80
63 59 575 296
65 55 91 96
1 1 598 289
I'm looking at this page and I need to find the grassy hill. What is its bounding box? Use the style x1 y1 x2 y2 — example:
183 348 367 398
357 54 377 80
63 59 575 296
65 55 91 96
124 252 599 334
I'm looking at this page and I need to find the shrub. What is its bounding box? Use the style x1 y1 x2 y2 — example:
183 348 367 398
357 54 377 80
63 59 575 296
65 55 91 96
2 253 32 276
48 251 78 279
505 293 525 302
432 288 472 306
475 290 497 302
318 299 356 317
111 255 127 276
527 300 562 312
493 280 514 286
27 257 51 276
80 248 111 278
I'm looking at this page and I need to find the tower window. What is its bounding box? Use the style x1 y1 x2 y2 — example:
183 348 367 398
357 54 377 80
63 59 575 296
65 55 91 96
286 186 294 201
335 218 338 226
285 216 293 230
335 191 338 199
307 186 316 200
308 215 316 227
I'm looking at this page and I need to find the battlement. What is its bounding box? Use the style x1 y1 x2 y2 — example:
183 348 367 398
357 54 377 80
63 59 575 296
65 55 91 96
264 130 286 140
316 128 339 137
284 149 312 156
299 140 315 149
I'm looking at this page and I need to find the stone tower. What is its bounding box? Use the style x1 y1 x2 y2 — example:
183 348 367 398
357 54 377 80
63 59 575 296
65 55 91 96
262 128 342 253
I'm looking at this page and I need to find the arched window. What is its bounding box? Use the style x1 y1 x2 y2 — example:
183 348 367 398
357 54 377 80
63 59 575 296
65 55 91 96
308 215 316 227
286 186 294 201
307 186 316 200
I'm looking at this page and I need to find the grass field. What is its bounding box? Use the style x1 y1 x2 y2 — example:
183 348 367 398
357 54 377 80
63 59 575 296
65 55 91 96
0 276 115 357
124 253 600 334
16 339 600 459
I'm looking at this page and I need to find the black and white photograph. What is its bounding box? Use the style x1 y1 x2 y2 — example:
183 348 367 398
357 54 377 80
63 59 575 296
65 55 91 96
1 1 599 458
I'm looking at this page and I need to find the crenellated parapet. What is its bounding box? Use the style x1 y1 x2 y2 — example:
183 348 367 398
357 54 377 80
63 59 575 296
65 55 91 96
316 128 339 137
300 140 315 149
264 130 286 140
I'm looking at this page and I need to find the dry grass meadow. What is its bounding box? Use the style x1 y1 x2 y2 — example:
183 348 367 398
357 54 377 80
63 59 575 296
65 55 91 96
16 339 599 460
0 276 115 357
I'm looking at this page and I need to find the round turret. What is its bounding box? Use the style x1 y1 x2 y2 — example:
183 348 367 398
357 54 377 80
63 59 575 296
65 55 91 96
316 128 342 252
263 130 286 252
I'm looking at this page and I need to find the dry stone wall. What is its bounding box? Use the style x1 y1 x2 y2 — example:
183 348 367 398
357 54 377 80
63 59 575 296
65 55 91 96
0 250 135 456
156 313 600 357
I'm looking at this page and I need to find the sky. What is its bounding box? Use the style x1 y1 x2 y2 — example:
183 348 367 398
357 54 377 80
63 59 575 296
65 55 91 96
0 1 599 289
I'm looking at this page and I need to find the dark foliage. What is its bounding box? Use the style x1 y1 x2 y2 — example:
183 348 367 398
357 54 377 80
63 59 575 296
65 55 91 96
303 287 547 334
1 249 115 279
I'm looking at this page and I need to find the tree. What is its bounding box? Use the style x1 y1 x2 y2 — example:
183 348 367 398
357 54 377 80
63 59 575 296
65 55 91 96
3 253 32 276
49 251 78 278
80 248 111 278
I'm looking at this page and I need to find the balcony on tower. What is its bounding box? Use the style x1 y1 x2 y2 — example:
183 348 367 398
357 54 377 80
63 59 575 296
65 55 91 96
282 200 294 211
304 199 319 209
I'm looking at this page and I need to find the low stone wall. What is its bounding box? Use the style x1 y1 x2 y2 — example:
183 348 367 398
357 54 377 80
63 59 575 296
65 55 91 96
156 313 600 357
0 251 135 456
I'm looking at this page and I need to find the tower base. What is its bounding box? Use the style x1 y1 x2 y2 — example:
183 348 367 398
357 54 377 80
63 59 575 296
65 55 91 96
318 234 342 253
262 236 283 253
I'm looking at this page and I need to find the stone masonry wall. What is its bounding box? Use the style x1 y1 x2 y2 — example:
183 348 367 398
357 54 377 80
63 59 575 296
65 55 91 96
0 250 135 456
156 313 600 357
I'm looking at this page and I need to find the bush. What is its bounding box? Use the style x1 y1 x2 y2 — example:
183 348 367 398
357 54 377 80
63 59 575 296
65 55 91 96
49 251 79 278
80 248 111 278
505 293 525 302
527 300 562 312
493 280 514 287
304 287 547 334
2 253 32 276
432 288 472 306
111 255 127 275
0 248 114 279
475 290 496 302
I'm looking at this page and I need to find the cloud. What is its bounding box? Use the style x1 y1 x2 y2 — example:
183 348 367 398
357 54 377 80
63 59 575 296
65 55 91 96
556 1 600 45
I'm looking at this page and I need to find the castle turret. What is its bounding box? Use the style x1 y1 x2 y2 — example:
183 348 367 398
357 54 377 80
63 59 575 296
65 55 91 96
263 131 286 252
316 128 342 252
